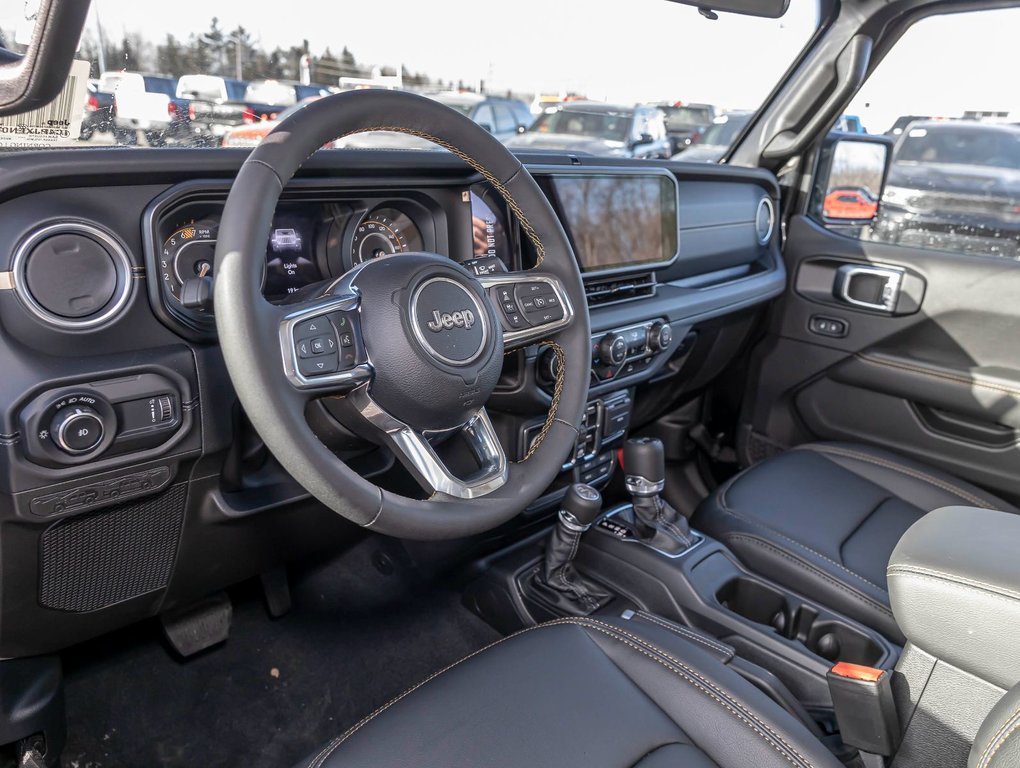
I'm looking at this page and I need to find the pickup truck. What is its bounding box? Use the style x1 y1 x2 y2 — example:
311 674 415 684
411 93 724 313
105 72 190 146
187 79 330 143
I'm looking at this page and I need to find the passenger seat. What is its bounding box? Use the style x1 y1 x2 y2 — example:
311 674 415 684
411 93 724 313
693 442 1016 641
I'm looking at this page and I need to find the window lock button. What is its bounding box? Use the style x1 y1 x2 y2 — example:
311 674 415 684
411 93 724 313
810 315 849 338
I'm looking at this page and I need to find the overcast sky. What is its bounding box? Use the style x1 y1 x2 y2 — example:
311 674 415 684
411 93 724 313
4 0 1018 133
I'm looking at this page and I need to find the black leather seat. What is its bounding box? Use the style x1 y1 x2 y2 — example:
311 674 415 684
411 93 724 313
695 442 1016 640
300 616 842 768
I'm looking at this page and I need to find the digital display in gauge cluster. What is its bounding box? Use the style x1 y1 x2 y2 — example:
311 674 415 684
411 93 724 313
263 212 322 298
468 185 512 268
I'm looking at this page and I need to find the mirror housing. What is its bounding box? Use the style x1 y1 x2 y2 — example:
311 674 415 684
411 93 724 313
813 132 894 226
665 0 789 19
0 0 90 118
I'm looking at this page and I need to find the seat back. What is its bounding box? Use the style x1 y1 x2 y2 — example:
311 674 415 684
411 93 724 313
970 684 1020 768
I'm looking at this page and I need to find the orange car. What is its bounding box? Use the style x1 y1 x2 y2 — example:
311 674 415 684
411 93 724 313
823 187 879 219
221 97 323 148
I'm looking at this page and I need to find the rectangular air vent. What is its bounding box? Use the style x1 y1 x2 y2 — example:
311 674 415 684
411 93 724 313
584 272 656 307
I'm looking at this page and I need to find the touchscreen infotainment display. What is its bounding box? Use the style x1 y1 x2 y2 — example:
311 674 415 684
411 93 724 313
548 173 678 274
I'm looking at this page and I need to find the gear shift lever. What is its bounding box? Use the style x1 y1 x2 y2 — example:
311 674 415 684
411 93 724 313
624 437 694 554
529 484 612 616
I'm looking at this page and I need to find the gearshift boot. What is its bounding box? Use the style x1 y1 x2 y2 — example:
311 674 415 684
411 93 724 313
527 484 612 616
624 437 695 555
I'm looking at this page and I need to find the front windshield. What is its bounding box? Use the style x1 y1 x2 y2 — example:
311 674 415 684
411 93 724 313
895 126 1020 168
700 115 752 146
0 0 819 160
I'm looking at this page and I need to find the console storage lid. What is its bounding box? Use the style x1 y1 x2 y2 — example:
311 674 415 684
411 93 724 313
888 506 1020 690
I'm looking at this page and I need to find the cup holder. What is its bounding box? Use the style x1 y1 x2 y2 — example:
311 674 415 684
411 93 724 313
716 576 792 634
716 575 884 666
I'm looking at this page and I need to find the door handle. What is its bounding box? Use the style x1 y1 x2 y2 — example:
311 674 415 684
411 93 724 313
834 264 904 313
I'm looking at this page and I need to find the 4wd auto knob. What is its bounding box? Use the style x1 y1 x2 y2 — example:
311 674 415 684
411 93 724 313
50 406 105 455
599 333 628 367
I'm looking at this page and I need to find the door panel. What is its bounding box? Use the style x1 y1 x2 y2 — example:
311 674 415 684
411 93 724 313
744 214 1020 504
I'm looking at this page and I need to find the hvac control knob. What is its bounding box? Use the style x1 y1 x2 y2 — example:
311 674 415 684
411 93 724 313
599 333 628 366
647 322 673 352
50 406 105 455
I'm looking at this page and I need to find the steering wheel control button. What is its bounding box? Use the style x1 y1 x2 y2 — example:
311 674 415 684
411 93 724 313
310 336 336 355
297 352 339 377
296 338 314 358
51 406 105 454
294 317 330 340
410 277 488 366
515 282 565 324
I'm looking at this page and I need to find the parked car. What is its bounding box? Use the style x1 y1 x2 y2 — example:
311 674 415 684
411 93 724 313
334 93 533 149
835 114 867 133
79 80 114 141
655 101 716 154
107 72 190 146
220 98 324 147
822 186 879 219
671 111 752 162
504 102 671 159
188 79 330 143
873 120 1020 255
886 114 931 136
176 75 248 144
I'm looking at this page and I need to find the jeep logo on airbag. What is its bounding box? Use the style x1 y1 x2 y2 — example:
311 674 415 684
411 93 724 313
410 276 489 366
427 309 475 332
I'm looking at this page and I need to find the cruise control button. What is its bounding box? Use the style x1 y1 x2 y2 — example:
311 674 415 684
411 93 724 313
516 283 549 299
525 305 565 324
294 317 329 340
297 352 339 377
503 311 529 329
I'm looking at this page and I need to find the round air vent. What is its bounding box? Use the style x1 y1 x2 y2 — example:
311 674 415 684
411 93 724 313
755 196 776 246
12 222 133 329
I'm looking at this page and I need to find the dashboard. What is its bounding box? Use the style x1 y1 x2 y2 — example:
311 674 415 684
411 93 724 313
0 147 784 659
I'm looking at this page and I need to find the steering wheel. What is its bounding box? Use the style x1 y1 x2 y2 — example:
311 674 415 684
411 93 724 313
213 90 591 540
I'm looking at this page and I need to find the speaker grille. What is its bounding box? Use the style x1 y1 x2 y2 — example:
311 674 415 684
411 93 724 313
39 483 187 612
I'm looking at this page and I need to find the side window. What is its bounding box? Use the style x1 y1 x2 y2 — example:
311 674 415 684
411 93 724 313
473 104 495 132
492 104 516 134
827 8 1020 260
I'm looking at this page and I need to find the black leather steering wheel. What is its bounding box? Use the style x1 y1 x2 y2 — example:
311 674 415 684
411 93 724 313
213 89 591 540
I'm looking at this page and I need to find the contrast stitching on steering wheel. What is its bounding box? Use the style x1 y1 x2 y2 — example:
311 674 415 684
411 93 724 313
518 340 566 462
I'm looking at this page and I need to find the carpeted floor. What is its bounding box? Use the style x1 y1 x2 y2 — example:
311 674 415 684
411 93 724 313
61 539 500 768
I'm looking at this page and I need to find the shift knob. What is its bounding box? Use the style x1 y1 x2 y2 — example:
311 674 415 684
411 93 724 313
624 437 665 485
560 483 603 528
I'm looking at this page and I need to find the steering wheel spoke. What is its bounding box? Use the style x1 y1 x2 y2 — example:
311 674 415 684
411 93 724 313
278 294 372 394
477 272 575 350
347 386 508 499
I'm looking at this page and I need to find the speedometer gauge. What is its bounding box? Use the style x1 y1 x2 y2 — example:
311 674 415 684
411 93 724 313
350 207 423 265
160 222 217 303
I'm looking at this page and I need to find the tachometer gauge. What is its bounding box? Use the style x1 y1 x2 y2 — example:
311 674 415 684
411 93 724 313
350 207 423 265
160 222 217 303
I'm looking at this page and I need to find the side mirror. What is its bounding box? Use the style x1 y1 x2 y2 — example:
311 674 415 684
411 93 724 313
633 133 655 146
813 132 894 226
0 0 90 117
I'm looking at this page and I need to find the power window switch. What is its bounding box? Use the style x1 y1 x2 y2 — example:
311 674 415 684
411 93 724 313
809 315 849 338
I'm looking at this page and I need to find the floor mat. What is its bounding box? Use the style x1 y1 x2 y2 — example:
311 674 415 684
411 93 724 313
61 539 500 768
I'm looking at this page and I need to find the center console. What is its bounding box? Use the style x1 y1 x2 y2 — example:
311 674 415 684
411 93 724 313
466 438 898 719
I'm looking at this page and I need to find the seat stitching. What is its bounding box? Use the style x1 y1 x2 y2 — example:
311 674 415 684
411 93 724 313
977 708 1020 768
977 706 1020 768
836 496 888 567
307 617 811 768
715 488 887 593
573 618 811 768
516 340 568 462
802 444 992 509
857 353 1020 399
887 565 1020 603
725 534 894 619
633 610 733 655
